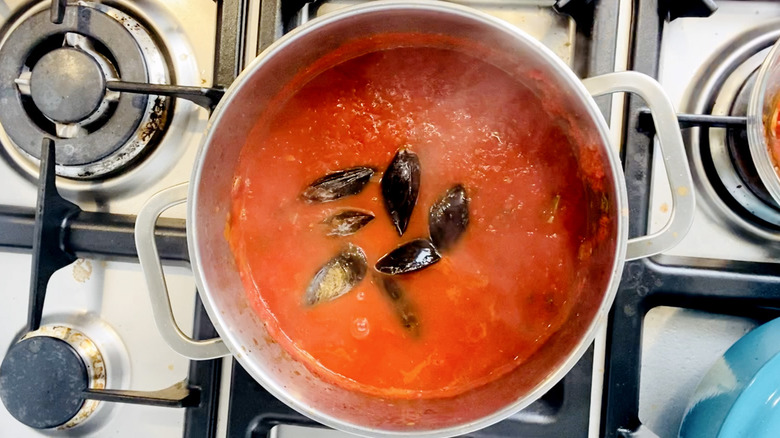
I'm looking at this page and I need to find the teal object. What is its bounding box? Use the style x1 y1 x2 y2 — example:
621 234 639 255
679 317 780 438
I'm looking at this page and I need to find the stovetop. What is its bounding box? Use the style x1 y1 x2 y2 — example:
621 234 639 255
639 2 780 437
650 1 780 262
0 1 779 438
0 1 220 437
604 1 780 438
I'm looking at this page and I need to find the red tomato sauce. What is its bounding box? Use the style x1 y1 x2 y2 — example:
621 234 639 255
228 46 595 399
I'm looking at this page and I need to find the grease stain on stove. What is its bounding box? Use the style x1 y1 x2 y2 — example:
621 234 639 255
660 202 669 213
168 364 174 371
72 259 93 283
140 97 167 142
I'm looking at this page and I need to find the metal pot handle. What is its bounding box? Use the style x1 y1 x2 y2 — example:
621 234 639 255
135 183 230 360
582 71 695 261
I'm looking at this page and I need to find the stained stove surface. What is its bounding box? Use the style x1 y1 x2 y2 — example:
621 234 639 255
0 0 217 437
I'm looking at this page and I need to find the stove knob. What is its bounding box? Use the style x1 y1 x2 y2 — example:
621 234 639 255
0 326 106 429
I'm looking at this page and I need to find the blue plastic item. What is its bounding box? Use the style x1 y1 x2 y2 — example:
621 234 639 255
679 317 780 438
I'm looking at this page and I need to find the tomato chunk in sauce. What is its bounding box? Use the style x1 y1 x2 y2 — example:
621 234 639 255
228 46 594 399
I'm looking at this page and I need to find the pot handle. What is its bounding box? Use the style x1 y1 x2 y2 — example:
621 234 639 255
582 71 695 261
135 183 230 360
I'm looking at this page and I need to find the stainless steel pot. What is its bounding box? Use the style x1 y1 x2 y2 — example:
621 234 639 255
134 2 695 436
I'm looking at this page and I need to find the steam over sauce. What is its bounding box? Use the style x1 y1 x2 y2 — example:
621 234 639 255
228 46 596 399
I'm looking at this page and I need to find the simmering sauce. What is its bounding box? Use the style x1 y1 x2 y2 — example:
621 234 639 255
228 46 597 399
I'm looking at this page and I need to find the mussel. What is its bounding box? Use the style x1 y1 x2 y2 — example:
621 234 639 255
375 238 441 275
429 185 469 252
374 274 420 337
322 209 375 236
381 149 421 236
304 244 367 306
301 167 374 203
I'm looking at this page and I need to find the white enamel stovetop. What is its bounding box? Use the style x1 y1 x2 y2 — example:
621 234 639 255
0 1 219 437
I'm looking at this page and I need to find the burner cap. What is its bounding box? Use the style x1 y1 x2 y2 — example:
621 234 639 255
30 48 106 124
0 336 87 429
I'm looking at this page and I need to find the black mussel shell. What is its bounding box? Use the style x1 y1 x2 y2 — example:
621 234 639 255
381 149 421 236
305 244 367 306
322 209 375 236
374 274 420 337
375 238 441 275
301 167 374 203
429 185 469 252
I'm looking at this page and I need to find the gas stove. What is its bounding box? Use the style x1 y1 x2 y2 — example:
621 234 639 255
0 1 778 438
0 1 222 437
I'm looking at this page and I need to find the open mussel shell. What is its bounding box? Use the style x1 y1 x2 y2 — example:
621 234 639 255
305 244 367 306
375 238 441 275
322 209 375 236
301 166 374 203
429 184 469 252
381 148 420 236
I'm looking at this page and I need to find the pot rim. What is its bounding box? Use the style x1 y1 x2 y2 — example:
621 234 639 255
747 35 780 206
187 1 628 436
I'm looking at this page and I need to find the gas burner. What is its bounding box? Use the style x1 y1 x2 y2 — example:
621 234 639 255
684 21 780 241
0 1 171 179
0 325 106 429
